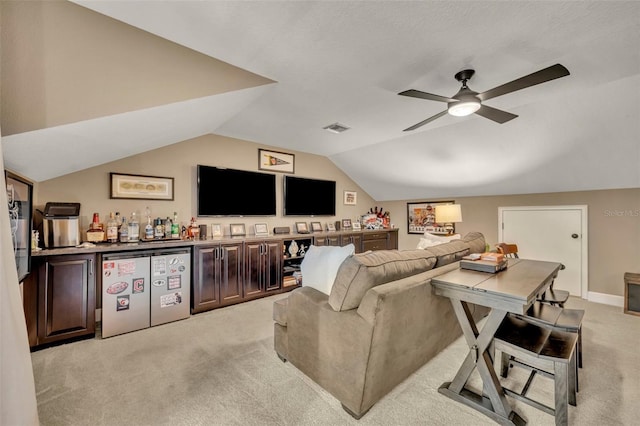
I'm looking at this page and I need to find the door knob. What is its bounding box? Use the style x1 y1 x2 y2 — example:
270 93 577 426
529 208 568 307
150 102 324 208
571 233 579 239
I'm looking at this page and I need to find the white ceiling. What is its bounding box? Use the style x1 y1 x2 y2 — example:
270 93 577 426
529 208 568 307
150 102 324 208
6 1 640 200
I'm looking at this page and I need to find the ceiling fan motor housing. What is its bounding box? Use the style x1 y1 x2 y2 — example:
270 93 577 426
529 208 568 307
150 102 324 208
448 87 481 116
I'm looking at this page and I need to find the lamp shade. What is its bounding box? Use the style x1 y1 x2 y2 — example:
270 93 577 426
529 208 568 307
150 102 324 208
435 204 462 223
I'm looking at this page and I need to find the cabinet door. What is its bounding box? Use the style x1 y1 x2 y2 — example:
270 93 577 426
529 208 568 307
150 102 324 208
264 241 282 292
341 233 363 253
313 236 328 246
38 254 95 344
192 246 220 313
326 235 341 246
244 242 264 298
219 243 243 304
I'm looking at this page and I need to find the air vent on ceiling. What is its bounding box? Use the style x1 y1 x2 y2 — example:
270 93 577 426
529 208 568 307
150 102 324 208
323 122 350 134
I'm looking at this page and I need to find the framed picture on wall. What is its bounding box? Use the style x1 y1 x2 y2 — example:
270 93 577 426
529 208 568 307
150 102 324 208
258 149 295 173
407 200 454 234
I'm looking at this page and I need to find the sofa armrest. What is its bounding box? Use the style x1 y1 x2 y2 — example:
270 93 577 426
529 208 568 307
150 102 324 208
285 286 375 414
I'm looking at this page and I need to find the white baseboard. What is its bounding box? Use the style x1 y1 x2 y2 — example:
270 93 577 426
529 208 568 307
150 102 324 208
587 291 624 307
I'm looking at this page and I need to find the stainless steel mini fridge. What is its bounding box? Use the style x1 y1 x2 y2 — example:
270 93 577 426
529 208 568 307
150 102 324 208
101 248 191 338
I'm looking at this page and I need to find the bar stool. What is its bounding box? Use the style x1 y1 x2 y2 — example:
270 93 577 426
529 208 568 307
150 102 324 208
506 304 584 391
496 243 570 307
495 315 578 426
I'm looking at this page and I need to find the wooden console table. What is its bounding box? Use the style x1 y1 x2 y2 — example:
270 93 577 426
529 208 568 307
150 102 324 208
431 258 563 425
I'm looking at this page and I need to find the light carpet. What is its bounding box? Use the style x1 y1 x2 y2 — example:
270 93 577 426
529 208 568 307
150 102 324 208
31 294 640 425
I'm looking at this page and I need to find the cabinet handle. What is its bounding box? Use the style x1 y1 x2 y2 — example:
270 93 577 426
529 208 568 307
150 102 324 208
89 258 93 276
220 247 225 261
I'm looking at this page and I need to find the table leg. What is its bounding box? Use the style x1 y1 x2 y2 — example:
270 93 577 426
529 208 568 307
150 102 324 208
438 299 525 425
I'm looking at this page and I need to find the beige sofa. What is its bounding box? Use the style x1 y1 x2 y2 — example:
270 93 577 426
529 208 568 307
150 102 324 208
273 232 489 419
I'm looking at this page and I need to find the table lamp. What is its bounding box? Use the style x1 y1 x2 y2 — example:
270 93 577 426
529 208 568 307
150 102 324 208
435 204 462 236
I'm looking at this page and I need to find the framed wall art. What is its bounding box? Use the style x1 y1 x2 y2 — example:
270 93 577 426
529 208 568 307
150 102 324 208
343 190 357 205
258 149 295 174
407 200 454 234
310 221 323 232
341 218 352 230
110 173 174 200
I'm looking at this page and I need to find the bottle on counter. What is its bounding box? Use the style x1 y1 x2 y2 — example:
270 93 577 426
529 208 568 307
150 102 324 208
119 217 129 243
171 212 179 239
164 217 172 239
154 217 164 240
128 212 140 242
86 212 106 242
144 216 154 240
115 211 122 227
189 217 199 240
106 212 119 243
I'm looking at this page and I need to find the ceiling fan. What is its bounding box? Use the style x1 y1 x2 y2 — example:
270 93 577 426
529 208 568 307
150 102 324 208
398 63 570 131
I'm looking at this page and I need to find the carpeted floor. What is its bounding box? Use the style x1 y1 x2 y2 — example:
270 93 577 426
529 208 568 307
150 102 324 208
31 294 640 425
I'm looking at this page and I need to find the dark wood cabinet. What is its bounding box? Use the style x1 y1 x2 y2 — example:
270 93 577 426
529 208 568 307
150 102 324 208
244 240 282 299
192 243 243 313
340 232 363 253
313 234 341 247
362 230 398 251
37 254 96 345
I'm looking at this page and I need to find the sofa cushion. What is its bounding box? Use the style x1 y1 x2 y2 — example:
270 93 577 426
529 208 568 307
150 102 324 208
462 231 486 254
300 244 355 295
328 249 437 311
424 240 470 267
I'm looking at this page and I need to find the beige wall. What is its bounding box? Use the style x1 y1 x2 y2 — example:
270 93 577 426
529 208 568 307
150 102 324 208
382 188 640 297
35 133 374 237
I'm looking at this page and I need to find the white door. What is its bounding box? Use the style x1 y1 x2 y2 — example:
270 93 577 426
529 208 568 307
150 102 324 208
499 206 587 298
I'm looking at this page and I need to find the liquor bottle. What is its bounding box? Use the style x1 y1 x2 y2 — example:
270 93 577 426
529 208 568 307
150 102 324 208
144 216 154 240
106 212 119 243
189 217 200 240
128 212 140 242
154 217 164 239
119 217 129 243
164 217 172 239
86 213 106 242
171 212 179 238
115 211 122 227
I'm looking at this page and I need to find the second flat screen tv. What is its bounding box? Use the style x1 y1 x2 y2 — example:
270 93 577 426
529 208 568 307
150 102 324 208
197 165 276 216
284 175 336 216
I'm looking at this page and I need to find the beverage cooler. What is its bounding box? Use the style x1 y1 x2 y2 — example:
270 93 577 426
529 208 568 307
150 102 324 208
101 248 191 338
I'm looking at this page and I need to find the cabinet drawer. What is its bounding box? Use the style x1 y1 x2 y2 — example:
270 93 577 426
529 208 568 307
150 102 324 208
363 240 387 251
363 232 388 241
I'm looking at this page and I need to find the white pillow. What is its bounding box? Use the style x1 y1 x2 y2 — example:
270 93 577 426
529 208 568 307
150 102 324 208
300 244 355 295
417 233 461 249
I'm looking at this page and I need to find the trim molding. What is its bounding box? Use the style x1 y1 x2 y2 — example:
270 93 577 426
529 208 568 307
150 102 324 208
588 291 624 307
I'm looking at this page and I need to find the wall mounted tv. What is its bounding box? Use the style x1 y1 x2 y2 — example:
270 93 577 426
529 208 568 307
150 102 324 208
283 175 336 216
197 165 276 216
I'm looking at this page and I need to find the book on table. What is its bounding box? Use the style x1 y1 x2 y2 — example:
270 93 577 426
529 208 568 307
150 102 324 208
460 259 508 273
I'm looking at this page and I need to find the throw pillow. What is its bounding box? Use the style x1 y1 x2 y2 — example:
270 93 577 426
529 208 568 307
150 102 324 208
300 244 355 295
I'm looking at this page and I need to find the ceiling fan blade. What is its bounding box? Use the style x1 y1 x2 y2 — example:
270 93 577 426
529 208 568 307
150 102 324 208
478 64 570 102
474 105 518 124
398 89 455 103
403 110 448 131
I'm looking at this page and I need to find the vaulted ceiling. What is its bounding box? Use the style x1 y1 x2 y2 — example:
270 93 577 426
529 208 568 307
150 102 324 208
2 1 639 200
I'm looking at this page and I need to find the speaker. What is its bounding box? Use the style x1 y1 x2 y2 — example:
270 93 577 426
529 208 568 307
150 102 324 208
335 221 341 231
199 224 207 240
625 273 640 316
273 226 290 235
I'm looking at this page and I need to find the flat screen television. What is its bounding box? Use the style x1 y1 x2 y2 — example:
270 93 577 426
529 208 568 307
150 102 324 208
197 165 276 216
283 175 336 216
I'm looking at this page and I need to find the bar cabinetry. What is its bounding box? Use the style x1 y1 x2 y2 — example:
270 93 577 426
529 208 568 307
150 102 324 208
192 243 243 313
244 240 282 299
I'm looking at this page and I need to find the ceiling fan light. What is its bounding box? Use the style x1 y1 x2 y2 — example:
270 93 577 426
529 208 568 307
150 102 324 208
448 101 481 117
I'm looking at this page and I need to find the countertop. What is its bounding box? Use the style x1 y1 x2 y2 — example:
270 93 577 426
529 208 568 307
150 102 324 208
33 228 398 257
